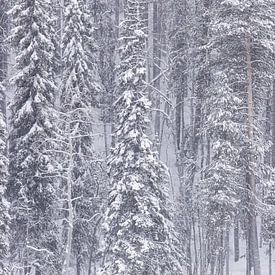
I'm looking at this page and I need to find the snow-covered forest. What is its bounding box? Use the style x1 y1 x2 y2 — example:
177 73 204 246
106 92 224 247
0 0 275 274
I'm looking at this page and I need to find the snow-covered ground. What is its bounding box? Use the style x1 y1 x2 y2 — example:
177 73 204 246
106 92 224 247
229 238 273 275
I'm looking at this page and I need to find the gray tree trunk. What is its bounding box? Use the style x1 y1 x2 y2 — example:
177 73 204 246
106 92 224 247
245 31 261 275
226 229 230 275
234 220 240 262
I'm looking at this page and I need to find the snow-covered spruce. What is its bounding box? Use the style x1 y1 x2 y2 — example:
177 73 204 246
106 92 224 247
59 0 102 274
100 1 183 274
8 0 60 274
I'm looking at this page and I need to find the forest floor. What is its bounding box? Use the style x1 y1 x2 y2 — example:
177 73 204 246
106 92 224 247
229 235 273 275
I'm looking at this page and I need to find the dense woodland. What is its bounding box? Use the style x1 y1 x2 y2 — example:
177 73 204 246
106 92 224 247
0 0 275 274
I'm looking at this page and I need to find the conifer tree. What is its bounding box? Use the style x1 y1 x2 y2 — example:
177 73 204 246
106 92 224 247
200 72 244 272
8 0 60 273
201 73 243 223
206 0 275 273
101 0 183 274
59 0 102 273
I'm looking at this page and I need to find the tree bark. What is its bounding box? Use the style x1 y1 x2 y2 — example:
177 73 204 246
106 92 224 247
272 73 275 167
76 257 81 275
152 1 162 149
234 220 240 262
245 31 261 275
62 135 74 275
226 228 230 275
269 241 272 275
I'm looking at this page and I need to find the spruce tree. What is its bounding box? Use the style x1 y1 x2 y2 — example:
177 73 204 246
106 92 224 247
8 0 60 273
100 0 183 274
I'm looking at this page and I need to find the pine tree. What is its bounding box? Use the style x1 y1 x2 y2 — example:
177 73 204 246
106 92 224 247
59 0 102 273
100 0 183 274
206 0 275 273
200 72 244 272
8 0 60 273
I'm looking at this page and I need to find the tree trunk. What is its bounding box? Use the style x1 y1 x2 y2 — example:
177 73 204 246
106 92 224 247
87 248 93 275
62 135 74 275
103 122 108 157
24 261 30 275
270 67 275 275
272 73 275 167
115 0 120 37
234 220 240 262
192 218 198 275
152 1 162 150
76 257 81 275
246 230 251 275
226 228 230 275
245 31 261 275
269 241 272 275
219 231 224 275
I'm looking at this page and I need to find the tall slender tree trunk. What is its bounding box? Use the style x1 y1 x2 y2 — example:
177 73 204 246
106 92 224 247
153 1 162 149
234 220 240 262
272 73 275 168
115 0 120 36
87 247 93 275
111 0 120 148
245 31 261 275
246 229 252 275
76 257 81 275
62 135 74 275
268 49 275 275
192 218 198 275
60 0 64 51
269 241 272 275
226 228 230 275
